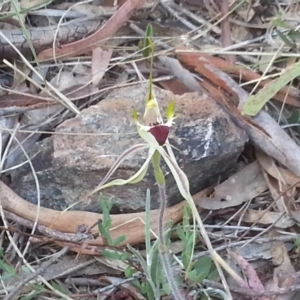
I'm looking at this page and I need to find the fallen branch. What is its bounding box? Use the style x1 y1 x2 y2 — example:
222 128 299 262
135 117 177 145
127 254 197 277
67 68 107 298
0 17 103 58
0 180 185 253
38 0 147 60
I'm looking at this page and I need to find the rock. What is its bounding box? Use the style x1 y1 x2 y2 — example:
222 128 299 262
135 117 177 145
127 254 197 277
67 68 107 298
8 84 248 213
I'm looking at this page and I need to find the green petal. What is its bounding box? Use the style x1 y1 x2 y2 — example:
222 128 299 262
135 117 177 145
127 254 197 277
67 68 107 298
94 147 155 191
86 144 148 197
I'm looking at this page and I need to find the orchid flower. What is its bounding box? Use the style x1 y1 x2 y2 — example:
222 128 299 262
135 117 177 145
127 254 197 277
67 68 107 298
87 25 237 298
87 92 177 201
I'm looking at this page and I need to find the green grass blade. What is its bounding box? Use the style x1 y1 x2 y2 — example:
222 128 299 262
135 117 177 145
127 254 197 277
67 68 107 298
145 188 152 262
11 0 40 63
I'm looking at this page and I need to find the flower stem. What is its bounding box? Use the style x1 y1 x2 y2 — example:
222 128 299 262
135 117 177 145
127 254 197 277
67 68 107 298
152 150 184 299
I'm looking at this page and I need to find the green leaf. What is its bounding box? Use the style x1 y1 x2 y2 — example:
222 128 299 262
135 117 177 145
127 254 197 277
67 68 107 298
287 30 300 42
0 260 15 275
272 17 289 28
20 286 45 300
131 279 142 289
142 281 155 300
49 282 68 294
286 110 300 134
295 238 300 246
112 235 126 246
288 109 300 124
99 196 113 212
182 234 194 270
97 197 114 245
183 204 192 229
120 251 131 261
275 29 295 48
125 266 137 277
99 196 113 227
176 225 186 243
188 256 212 283
127 244 148 276
140 282 148 294
98 223 113 245
149 241 160 288
143 38 151 57
162 282 171 295
207 267 218 281
146 24 153 38
128 242 160 299
0 273 15 281
101 249 124 260
21 265 32 274
141 24 154 57
242 60 300 116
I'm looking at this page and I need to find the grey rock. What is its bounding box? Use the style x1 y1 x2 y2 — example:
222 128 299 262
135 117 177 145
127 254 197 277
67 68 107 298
8 84 248 213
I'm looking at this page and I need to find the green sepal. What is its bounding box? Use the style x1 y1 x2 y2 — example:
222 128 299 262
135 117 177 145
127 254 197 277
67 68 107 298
166 101 175 121
132 108 139 120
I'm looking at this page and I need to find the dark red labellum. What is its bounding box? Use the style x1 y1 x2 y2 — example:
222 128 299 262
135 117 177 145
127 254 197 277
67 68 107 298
148 125 170 146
